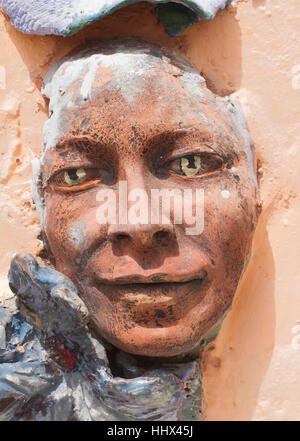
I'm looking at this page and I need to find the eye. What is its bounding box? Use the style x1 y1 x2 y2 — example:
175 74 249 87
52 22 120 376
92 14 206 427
51 167 104 191
64 168 87 186
180 156 201 177
167 154 223 179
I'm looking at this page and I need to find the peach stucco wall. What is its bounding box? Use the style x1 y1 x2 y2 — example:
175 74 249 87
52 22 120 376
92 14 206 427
0 0 299 420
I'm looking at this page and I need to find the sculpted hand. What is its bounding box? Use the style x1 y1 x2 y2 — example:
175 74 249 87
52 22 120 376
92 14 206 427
9 254 89 338
0 254 94 420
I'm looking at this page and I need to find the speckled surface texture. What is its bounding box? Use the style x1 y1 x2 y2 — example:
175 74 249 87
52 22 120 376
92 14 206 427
1 0 232 36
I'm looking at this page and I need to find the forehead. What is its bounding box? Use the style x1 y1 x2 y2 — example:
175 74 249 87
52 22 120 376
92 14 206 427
44 51 209 119
41 49 248 158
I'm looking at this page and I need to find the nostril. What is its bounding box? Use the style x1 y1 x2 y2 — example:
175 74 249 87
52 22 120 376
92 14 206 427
200 270 208 282
154 230 171 246
116 234 130 241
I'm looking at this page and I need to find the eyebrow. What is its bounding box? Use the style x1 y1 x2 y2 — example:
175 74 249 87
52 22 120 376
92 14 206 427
50 125 238 160
49 129 208 156
54 136 100 152
144 127 237 159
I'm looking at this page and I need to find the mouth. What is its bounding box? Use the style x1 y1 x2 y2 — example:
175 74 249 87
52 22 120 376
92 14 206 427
89 277 209 330
92 270 208 286
92 271 208 305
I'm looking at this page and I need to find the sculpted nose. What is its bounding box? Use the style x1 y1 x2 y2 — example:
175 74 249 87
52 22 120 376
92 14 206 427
108 223 175 249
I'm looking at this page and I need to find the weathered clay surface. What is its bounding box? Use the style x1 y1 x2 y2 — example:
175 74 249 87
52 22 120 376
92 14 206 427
31 40 259 358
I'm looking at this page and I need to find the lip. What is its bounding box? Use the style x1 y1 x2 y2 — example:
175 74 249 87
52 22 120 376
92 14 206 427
90 278 209 318
91 273 209 306
92 270 208 285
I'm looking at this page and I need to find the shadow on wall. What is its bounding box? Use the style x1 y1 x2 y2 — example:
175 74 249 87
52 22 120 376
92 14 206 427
3 2 242 96
201 203 276 420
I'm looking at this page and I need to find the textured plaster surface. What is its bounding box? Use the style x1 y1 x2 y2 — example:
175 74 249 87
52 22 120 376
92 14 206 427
0 0 299 420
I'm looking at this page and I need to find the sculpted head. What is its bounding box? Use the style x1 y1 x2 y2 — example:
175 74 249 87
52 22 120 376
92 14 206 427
32 40 259 357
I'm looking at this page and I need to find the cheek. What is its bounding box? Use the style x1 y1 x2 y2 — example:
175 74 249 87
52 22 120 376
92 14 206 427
201 175 256 270
44 190 107 275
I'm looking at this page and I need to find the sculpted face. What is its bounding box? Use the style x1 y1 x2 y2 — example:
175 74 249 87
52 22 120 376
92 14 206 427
35 43 258 357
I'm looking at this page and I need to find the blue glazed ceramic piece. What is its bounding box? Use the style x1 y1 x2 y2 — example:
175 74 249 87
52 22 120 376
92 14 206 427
1 0 232 37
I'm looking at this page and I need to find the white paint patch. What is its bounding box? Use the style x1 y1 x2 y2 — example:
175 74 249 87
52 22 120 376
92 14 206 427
221 190 231 199
42 58 87 154
80 55 102 101
100 52 146 104
0 65 6 90
291 64 300 90
41 50 159 156
31 157 45 229
68 221 89 250
181 71 205 100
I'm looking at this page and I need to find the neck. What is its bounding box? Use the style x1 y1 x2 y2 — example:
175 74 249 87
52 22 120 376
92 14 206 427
88 322 222 421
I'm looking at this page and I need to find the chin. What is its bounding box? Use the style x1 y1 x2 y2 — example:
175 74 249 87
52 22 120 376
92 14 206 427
91 317 208 358
82 279 232 358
